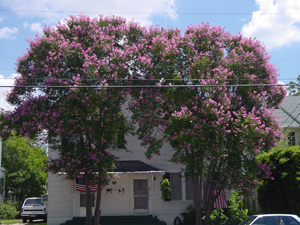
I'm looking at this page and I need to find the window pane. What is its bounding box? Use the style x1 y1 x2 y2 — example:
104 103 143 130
280 216 300 225
134 180 147 194
185 179 193 200
170 173 182 200
288 132 296 146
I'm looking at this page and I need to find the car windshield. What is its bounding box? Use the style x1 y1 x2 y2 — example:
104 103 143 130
239 216 257 225
24 199 44 206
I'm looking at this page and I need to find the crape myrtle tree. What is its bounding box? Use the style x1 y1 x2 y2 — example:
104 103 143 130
2 15 143 225
128 23 286 225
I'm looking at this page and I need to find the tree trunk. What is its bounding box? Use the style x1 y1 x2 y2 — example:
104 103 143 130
203 183 214 225
191 177 203 225
93 182 102 225
195 205 202 225
85 179 93 225
204 207 212 225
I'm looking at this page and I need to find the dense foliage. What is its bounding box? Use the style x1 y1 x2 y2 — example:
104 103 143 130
1 15 141 225
257 145 300 215
0 14 285 225
128 23 285 225
181 191 248 225
2 134 47 207
0 201 19 220
160 178 171 200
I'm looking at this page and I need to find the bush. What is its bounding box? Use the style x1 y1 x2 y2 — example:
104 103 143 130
181 204 197 225
257 146 300 215
160 178 171 200
225 191 248 225
0 201 19 220
210 208 228 225
181 191 248 225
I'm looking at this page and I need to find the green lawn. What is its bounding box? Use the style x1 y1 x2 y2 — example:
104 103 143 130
0 219 46 225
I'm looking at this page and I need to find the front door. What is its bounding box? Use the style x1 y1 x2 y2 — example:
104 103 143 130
133 179 148 214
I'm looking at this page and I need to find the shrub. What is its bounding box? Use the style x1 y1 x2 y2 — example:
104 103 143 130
257 146 300 215
181 204 197 225
0 201 19 220
160 178 171 201
225 191 248 225
180 191 248 225
210 208 228 225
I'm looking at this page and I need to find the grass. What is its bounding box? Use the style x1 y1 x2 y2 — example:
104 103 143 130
0 219 46 224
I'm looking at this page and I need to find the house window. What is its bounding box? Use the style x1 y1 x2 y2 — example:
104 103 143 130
185 179 193 200
62 134 80 148
80 193 95 207
165 173 182 200
288 132 296 146
0 178 4 194
117 133 125 148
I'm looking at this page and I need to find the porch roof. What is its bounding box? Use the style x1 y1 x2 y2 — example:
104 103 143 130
112 160 164 174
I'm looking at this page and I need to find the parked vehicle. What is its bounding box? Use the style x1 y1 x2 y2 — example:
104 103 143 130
239 214 300 225
20 197 47 223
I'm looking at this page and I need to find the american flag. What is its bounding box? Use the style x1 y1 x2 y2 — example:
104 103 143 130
211 188 228 208
75 178 98 192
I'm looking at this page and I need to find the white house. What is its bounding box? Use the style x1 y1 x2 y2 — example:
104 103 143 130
47 98 204 225
47 96 300 225
48 130 197 225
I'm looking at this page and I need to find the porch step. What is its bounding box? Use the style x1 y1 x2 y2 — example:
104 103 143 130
60 215 167 225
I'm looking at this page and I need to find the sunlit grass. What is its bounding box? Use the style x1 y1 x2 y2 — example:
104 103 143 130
0 219 46 225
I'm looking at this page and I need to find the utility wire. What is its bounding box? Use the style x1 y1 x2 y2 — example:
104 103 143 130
0 83 291 88
0 78 287 81
1 9 300 15
280 101 300 135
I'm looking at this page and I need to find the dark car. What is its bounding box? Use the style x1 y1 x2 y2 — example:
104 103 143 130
239 214 300 225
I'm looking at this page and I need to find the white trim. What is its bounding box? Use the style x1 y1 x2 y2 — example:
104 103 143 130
57 171 165 175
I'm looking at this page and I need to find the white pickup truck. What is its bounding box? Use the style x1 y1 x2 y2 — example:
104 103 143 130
20 197 47 223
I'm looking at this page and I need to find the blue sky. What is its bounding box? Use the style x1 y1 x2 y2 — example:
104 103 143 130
0 0 299 110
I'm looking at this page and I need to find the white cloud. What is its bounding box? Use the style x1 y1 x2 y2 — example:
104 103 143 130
1 0 177 27
242 0 300 50
0 74 15 111
0 27 18 39
0 16 5 23
30 23 43 34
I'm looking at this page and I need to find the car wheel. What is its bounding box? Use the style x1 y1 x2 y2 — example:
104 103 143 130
23 218 27 223
44 218 47 222
29 219 33 222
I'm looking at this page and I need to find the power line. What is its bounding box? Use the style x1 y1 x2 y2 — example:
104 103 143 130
1 8 299 15
0 78 287 81
0 77 298 83
280 101 300 135
0 83 291 88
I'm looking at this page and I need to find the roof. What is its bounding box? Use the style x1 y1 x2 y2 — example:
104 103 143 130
113 160 164 174
273 96 300 128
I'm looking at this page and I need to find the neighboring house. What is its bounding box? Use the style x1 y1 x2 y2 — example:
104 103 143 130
245 96 300 214
273 96 300 147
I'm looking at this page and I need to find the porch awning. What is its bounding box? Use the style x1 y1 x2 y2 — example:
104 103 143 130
57 160 165 175
111 160 164 174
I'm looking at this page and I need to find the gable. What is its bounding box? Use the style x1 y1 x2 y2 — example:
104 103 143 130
273 96 300 128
